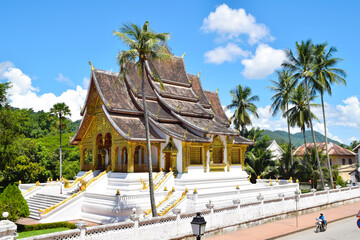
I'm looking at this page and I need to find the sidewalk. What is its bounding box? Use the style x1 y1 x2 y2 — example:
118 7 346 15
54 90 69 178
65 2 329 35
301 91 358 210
206 201 360 240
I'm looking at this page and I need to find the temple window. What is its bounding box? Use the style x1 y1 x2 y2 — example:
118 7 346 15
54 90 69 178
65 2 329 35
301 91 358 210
212 136 224 164
190 146 203 165
232 148 241 164
349 159 352 164
342 159 346 165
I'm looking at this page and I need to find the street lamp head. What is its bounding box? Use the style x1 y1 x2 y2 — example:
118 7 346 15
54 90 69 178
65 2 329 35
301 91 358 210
191 212 207 237
2 212 9 219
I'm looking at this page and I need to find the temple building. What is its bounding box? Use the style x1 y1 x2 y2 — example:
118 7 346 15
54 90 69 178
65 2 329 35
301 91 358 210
70 55 254 174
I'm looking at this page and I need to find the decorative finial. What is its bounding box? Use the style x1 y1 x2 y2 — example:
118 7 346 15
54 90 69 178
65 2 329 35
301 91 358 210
205 122 211 131
236 185 240 190
80 106 82 112
181 52 186 58
156 107 160 118
209 100 212 105
19 180 21 184
193 188 198 194
172 187 175 192
216 88 219 94
116 189 120 195
108 100 112 107
197 71 201 77
88 61 94 71
183 130 187 139
176 103 180 112
257 175 260 179
164 186 168 191
196 95 200 99
185 187 188 193
135 86 139 93
127 129 131 137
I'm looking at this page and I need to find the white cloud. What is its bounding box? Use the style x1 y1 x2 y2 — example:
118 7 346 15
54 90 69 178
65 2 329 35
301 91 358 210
202 4 272 44
82 77 90 88
0 61 86 121
56 73 74 86
204 43 250 64
241 44 286 79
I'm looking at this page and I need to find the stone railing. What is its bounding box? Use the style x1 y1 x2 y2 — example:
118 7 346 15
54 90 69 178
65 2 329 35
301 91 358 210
21 186 360 240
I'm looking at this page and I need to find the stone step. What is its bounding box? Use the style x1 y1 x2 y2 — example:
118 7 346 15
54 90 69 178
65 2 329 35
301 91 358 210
28 198 62 205
35 194 68 200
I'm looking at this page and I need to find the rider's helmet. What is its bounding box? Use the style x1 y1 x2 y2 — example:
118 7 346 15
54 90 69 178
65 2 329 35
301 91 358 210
320 212 323 216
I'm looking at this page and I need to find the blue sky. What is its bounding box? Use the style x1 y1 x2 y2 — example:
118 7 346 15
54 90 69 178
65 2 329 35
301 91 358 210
1 1 359 144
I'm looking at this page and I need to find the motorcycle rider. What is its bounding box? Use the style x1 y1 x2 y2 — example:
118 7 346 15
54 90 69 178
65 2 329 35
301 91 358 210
317 212 327 228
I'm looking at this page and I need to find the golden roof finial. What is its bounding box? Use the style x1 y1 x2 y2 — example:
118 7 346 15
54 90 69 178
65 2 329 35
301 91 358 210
216 88 219 94
205 122 211 131
108 100 112 107
181 52 186 58
176 103 180 112
88 60 94 71
196 94 200 99
127 129 131 137
155 107 160 118
183 130 187 139
197 71 201 77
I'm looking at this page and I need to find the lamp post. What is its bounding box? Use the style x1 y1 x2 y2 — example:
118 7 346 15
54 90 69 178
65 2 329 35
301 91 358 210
191 212 207 240
294 189 301 227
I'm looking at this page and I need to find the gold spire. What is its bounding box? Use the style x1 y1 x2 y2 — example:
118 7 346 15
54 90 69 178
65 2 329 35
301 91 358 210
155 107 160 118
205 122 211 131
216 88 219 94
88 61 94 71
181 52 186 58
127 129 131 138
183 130 187 139
176 103 180 112
197 71 201 77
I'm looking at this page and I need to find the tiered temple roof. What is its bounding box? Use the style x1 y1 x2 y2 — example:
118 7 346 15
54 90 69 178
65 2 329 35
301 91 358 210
71 56 253 145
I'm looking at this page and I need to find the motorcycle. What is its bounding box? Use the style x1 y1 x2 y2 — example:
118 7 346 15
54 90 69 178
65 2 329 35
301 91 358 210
315 218 327 233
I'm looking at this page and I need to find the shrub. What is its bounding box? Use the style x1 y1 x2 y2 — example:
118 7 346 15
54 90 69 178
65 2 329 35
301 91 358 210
0 183 30 221
17 222 76 232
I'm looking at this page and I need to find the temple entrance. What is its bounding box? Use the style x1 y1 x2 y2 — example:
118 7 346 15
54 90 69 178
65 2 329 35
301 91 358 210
96 133 112 170
134 145 148 172
165 153 171 171
116 147 128 172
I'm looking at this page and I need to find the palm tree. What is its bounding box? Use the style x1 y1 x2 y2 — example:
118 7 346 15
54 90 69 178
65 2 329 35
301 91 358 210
50 102 71 182
245 149 276 182
312 43 347 189
268 69 297 164
275 147 301 180
286 85 320 149
113 21 170 217
282 40 325 189
227 85 259 136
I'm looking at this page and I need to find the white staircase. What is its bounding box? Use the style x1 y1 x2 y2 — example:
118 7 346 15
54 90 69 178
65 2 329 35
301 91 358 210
26 193 68 220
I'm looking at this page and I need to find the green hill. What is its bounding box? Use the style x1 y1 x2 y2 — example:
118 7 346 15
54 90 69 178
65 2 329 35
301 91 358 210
262 130 342 147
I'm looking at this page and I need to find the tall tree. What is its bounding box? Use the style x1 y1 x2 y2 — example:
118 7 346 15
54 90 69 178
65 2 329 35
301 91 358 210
50 103 71 182
313 43 347 188
113 21 170 217
286 85 320 149
282 40 325 189
227 85 259 136
268 69 297 164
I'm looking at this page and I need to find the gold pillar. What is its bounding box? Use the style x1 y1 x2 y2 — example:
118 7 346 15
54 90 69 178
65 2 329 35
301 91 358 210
226 140 232 172
127 142 134 173
111 145 116 172
182 142 190 173
240 145 248 170
92 140 97 170
79 144 84 171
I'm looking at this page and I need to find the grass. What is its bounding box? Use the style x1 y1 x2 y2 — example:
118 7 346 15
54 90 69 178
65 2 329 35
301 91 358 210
17 228 70 239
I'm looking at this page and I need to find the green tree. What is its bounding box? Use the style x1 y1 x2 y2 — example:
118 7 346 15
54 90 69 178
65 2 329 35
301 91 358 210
0 82 11 109
312 43 346 188
50 103 71 181
227 85 259 136
245 149 276 182
0 184 29 221
113 21 170 217
268 69 297 165
286 85 320 149
275 147 301 180
283 40 325 189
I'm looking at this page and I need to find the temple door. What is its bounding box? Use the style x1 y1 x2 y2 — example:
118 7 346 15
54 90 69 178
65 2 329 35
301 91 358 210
165 153 171 172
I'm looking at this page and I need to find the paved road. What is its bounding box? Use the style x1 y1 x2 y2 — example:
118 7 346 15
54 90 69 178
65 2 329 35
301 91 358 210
276 216 360 240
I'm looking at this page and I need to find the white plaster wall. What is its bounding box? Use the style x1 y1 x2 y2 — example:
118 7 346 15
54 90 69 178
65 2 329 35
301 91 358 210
173 138 183 173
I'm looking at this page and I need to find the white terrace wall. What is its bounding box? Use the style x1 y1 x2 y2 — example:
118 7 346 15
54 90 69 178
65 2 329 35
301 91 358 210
19 186 360 240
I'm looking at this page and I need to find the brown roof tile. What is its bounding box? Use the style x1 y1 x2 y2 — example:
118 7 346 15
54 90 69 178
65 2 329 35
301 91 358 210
150 57 190 86
188 74 211 108
204 91 229 124
180 115 236 135
293 142 356 156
